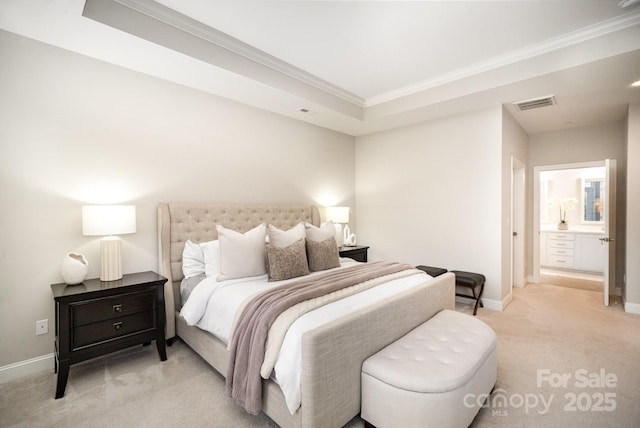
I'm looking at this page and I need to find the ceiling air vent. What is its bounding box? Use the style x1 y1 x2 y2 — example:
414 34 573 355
513 95 556 111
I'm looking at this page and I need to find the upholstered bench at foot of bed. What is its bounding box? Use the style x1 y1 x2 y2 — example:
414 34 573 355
361 309 497 428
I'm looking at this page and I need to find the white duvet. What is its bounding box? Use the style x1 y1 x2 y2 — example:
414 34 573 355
180 259 432 414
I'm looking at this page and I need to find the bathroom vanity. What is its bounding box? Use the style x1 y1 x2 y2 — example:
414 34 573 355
540 230 605 274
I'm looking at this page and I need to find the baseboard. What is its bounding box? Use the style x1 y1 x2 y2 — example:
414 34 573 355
455 289 509 312
456 293 513 312
623 299 640 315
480 296 506 311
0 353 54 384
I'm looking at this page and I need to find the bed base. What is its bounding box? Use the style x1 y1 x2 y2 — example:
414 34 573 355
176 273 455 428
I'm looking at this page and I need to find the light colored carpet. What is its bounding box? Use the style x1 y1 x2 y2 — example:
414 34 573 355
469 283 640 428
1 282 639 427
539 269 603 293
0 340 277 428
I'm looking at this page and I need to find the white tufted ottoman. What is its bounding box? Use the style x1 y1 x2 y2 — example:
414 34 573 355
361 309 497 428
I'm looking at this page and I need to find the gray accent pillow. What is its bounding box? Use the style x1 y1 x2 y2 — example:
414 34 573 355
306 236 340 272
180 273 206 307
266 238 310 281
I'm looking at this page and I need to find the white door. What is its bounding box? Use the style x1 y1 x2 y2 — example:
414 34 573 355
511 157 525 289
601 159 617 306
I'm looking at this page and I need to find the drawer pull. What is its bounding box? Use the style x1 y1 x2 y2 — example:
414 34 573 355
113 321 123 331
113 304 123 313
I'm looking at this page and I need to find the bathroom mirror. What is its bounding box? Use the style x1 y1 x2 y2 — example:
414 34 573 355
581 177 604 223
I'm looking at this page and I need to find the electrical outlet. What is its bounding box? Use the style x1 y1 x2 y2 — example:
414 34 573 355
36 319 48 336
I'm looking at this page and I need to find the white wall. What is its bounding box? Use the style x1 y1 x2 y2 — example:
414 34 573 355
626 102 640 307
0 31 355 367
355 107 504 304
528 121 627 290
501 108 529 302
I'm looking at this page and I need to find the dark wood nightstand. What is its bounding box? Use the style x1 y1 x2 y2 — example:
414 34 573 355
339 245 369 262
50 271 168 399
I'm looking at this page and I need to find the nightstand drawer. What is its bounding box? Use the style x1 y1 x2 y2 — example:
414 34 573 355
73 311 155 349
72 291 155 327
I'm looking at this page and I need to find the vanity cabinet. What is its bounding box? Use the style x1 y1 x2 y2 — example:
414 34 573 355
541 231 604 274
574 234 605 272
545 232 575 269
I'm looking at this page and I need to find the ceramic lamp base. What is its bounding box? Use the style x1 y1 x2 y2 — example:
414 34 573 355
100 236 122 281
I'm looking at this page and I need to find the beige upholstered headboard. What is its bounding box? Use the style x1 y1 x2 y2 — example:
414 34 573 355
157 203 321 338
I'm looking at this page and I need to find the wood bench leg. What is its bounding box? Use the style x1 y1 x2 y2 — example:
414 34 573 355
455 284 485 315
472 282 485 315
451 270 486 316
473 297 481 315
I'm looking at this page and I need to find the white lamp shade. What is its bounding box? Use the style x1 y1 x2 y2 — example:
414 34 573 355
82 205 136 236
325 206 350 224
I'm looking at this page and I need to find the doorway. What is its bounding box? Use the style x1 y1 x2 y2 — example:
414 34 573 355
532 160 616 306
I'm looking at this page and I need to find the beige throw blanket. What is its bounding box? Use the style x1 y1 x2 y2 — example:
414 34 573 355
226 261 417 414
259 268 420 379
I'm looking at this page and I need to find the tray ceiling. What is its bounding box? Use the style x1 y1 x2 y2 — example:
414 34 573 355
2 0 640 135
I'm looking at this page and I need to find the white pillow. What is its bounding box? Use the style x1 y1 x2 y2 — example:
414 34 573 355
268 222 305 248
182 240 221 278
305 221 338 246
201 240 221 278
217 223 267 281
182 240 205 278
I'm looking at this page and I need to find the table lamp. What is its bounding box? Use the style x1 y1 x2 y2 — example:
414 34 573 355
325 206 350 246
82 205 136 281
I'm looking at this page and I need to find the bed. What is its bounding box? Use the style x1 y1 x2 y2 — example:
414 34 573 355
157 203 455 428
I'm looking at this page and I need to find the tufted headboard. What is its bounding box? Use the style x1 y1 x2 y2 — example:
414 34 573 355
157 203 321 338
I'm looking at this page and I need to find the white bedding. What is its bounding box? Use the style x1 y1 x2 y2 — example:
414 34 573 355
180 259 433 414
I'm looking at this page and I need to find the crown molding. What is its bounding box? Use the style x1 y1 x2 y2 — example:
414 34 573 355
365 9 640 107
107 0 365 107
90 0 640 114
